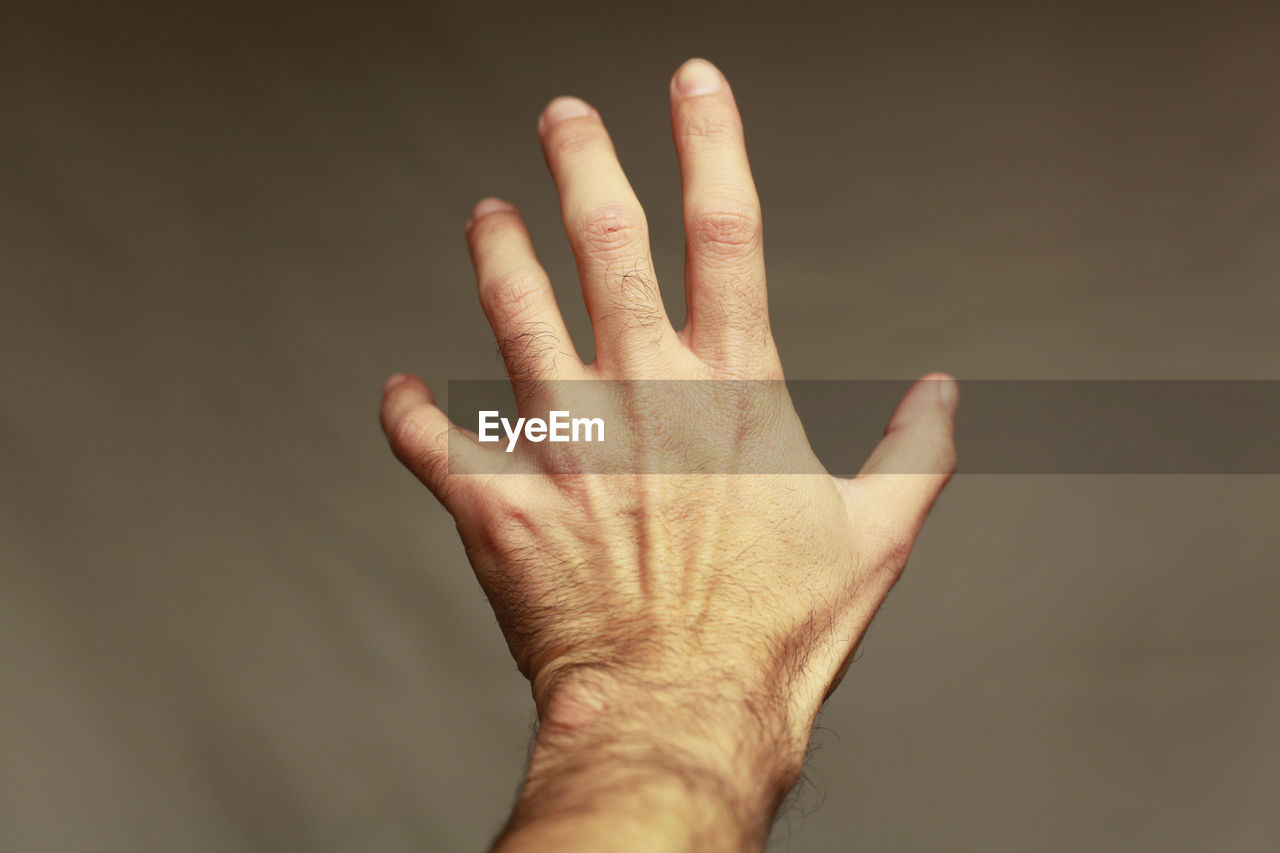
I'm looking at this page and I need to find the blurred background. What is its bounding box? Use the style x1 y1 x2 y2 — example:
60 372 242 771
2 1 1277 850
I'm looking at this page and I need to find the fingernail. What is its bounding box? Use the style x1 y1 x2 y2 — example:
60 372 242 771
467 197 514 231
936 376 959 415
541 96 591 128
675 58 722 97
384 373 408 391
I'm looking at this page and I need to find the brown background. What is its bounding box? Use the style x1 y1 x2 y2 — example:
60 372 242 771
2 1 1278 850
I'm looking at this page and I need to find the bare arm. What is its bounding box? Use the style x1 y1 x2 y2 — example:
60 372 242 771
495 672 804 851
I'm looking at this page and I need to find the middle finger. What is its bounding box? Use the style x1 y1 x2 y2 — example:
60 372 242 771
538 96 674 369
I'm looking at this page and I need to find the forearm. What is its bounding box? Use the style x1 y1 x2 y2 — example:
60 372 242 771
492 671 814 852
495 753 772 852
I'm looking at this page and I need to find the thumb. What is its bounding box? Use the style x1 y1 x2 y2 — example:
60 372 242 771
848 373 959 535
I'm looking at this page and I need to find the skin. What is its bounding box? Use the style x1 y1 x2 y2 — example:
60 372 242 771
380 58 958 852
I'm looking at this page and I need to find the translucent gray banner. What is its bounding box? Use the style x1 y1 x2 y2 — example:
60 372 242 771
446 380 1279 474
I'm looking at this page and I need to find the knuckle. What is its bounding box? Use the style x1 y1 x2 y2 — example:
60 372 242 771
489 497 537 537
483 270 547 322
576 205 647 257
389 404 439 456
686 202 762 255
548 123 602 158
682 113 740 146
392 414 453 492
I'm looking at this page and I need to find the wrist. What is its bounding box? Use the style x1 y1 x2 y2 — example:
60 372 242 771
494 665 815 852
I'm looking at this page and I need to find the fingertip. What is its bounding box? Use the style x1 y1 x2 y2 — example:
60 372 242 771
879 374 959 456
465 197 517 232
920 372 959 416
383 371 428 397
538 96 593 132
672 57 724 97
380 374 434 434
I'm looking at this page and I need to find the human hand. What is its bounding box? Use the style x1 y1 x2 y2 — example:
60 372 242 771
381 58 957 851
